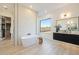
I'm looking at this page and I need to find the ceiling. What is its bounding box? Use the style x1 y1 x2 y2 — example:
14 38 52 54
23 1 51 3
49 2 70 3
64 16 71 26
0 3 14 13
0 3 69 16
22 3 69 16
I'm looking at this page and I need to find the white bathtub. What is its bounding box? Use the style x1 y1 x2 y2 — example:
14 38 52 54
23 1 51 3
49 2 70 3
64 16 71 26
21 35 38 47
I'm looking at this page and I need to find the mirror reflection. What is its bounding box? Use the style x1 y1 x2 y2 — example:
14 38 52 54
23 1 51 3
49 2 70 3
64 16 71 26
55 17 78 34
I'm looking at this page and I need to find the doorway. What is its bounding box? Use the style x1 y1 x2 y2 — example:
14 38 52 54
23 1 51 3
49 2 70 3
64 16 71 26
1 16 11 40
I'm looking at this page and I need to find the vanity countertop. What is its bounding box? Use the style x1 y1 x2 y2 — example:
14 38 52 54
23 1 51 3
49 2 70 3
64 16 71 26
53 32 79 45
53 32 79 35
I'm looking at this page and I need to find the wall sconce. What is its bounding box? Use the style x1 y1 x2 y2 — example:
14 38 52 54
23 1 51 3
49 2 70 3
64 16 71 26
67 21 73 25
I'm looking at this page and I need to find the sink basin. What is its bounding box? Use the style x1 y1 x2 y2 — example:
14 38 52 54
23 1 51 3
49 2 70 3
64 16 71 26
71 31 79 35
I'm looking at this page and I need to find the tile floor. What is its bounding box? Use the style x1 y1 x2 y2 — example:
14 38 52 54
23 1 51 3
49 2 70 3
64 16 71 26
0 39 79 55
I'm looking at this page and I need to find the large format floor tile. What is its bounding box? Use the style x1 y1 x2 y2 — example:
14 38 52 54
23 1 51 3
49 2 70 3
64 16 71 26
0 39 79 55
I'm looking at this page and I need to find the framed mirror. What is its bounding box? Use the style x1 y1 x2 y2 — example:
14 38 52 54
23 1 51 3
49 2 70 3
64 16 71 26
55 17 78 33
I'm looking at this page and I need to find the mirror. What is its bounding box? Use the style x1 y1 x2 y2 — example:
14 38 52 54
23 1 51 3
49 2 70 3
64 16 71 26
55 17 78 33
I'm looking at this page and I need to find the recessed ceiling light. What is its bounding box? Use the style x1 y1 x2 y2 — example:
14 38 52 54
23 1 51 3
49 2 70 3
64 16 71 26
45 10 47 13
3 5 8 9
29 5 32 8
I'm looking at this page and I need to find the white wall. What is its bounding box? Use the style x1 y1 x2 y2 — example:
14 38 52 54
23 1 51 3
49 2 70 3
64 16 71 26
52 4 79 20
15 4 37 45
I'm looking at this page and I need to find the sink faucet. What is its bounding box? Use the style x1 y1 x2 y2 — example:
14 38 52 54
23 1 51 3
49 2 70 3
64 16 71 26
67 27 72 33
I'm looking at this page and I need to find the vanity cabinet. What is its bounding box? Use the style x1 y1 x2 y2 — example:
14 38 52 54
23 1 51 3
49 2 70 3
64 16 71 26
53 33 79 45
53 16 79 45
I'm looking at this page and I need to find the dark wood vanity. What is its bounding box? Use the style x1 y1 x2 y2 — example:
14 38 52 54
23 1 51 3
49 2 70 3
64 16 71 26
53 32 79 45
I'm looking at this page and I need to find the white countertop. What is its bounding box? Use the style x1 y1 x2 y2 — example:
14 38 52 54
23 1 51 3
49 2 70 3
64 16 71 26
54 31 79 35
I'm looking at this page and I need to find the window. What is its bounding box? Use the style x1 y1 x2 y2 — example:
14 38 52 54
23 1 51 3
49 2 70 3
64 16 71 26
40 18 52 32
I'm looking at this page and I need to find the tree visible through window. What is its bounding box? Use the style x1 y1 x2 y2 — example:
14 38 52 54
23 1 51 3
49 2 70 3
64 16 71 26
40 18 52 32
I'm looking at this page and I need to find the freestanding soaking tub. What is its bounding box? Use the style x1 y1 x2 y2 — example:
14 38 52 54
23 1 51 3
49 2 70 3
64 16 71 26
21 35 38 47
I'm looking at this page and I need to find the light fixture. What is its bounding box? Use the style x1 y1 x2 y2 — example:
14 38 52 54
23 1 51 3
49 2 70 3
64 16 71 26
61 12 71 19
64 14 67 17
67 21 70 24
29 5 32 8
67 21 73 25
70 21 74 24
3 5 8 9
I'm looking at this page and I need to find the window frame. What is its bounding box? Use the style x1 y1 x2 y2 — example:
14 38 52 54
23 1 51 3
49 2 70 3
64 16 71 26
40 18 52 32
